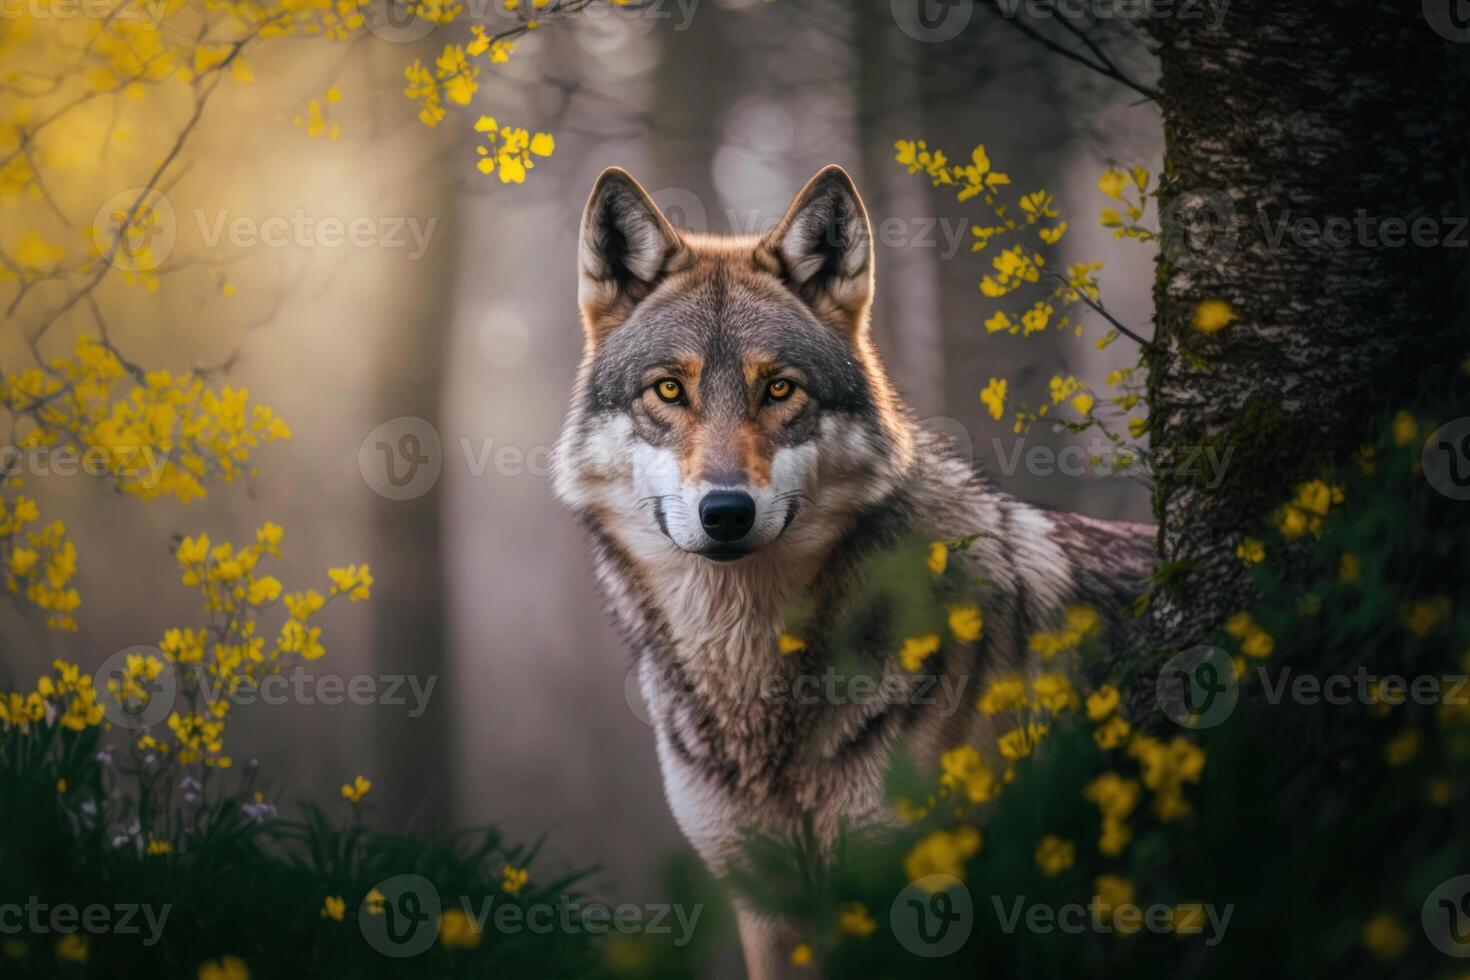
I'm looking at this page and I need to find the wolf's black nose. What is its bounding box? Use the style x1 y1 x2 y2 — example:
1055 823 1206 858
699 491 756 543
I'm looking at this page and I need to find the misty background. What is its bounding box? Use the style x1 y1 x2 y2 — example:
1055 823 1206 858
2 0 1160 950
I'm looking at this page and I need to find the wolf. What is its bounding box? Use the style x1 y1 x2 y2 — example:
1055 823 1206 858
552 165 1155 978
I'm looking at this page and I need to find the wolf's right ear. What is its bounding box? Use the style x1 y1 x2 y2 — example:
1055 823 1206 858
578 168 687 343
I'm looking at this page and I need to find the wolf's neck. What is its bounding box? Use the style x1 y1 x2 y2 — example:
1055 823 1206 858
642 551 813 675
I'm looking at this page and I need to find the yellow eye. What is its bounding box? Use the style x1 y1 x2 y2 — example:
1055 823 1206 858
767 379 794 401
655 379 684 403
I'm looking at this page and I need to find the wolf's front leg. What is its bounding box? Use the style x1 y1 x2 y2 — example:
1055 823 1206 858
734 900 818 980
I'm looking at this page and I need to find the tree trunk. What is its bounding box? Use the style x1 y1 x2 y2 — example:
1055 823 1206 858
1143 1 1463 650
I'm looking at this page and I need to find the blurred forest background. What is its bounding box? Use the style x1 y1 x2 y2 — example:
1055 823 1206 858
2 0 1162 925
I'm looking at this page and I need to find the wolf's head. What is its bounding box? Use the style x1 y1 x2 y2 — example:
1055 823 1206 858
552 166 915 569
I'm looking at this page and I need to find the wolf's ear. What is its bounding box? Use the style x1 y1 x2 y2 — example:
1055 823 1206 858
760 165 874 334
578 168 687 342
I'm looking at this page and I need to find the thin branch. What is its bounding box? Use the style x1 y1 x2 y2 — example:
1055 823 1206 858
978 1 1158 102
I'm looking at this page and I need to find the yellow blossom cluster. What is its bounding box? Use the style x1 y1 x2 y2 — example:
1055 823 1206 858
2 337 291 504
0 659 103 731
127 525 372 768
1273 479 1345 539
1 496 80 630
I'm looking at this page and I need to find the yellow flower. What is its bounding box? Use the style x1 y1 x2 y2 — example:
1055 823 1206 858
1127 735 1205 821
1191 300 1236 334
146 835 173 855
1384 729 1420 767
1032 673 1079 713
198 956 249 980
925 541 948 575
939 745 998 804
948 605 983 643
55 935 88 964
1085 772 1140 820
981 377 1007 420
1098 816 1132 857
501 864 529 895
789 943 813 967
1097 169 1128 199
997 722 1047 760
836 902 876 938
1404 596 1450 637
1361 913 1406 961
903 826 981 884
1390 410 1418 447
1085 684 1120 721
1094 875 1134 913
978 674 1028 715
321 896 346 921
1224 611 1273 658
1093 714 1131 750
1235 537 1265 566
1034 835 1075 876
1338 553 1361 583
341 775 372 803
439 908 483 950
364 889 386 916
899 634 941 672
777 633 807 655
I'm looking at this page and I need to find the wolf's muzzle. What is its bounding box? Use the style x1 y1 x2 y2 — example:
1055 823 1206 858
698 491 756 544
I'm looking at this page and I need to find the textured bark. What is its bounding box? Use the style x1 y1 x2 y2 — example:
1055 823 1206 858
1143 1 1463 649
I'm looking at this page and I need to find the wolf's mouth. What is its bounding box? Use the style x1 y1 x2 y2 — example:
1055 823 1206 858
696 546 752 562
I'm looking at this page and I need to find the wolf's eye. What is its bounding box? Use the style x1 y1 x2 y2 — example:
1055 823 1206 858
654 379 684 403
767 379 794 402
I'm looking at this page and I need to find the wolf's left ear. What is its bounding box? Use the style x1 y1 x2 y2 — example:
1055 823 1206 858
760 165 874 334
579 167 688 342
